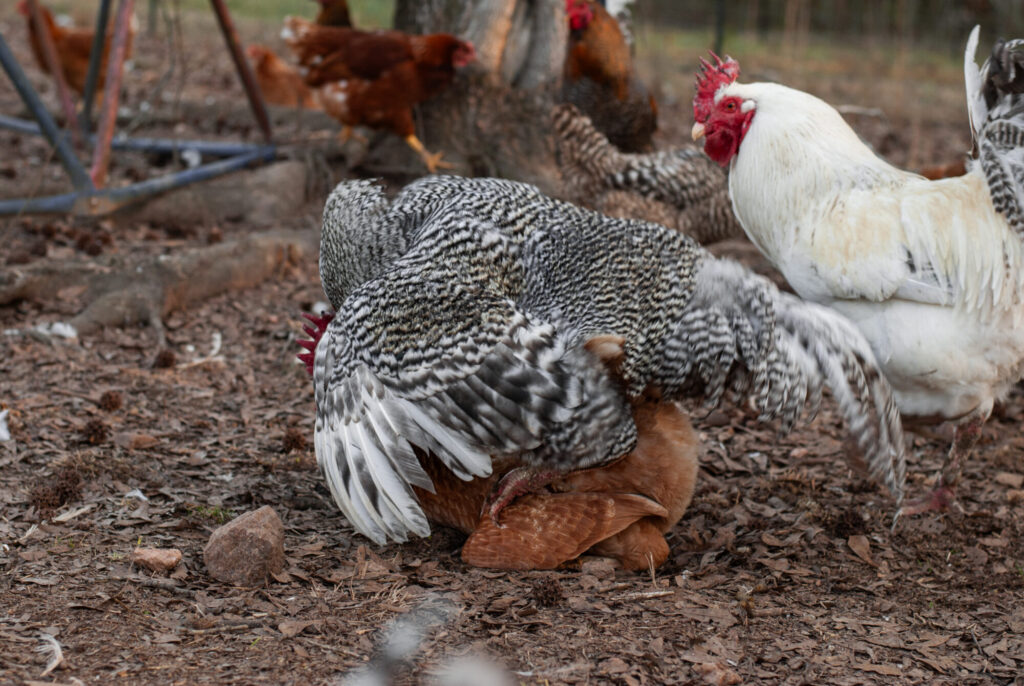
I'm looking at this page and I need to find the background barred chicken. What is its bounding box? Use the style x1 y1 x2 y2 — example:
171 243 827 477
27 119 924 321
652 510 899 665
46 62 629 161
692 30 1024 515
303 176 905 547
553 104 742 244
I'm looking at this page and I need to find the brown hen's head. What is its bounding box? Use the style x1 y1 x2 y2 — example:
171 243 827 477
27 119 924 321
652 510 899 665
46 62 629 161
297 311 334 375
246 45 270 64
565 0 593 32
452 39 476 68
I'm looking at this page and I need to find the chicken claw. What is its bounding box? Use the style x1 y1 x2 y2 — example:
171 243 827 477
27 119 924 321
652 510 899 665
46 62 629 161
482 466 562 527
338 125 368 145
403 134 454 173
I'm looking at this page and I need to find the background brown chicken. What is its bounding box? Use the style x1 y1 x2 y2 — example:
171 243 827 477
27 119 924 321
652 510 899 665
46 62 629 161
247 45 320 110
281 16 476 172
918 158 968 180
18 0 136 96
414 400 699 571
314 0 352 28
562 0 657 152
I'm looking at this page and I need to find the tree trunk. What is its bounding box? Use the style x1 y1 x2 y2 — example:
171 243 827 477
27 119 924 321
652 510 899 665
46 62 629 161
376 0 568 194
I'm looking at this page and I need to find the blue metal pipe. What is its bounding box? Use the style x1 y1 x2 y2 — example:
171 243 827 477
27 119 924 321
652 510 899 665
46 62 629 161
82 0 113 129
0 115 271 158
0 35 94 192
0 146 276 216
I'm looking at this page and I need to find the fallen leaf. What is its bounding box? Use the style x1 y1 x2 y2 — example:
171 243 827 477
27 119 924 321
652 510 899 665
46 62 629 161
600 657 630 674
114 432 159 450
694 661 742 685
278 620 320 638
20 577 58 585
854 662 902 676
847 535 875 566
994 472 1024 488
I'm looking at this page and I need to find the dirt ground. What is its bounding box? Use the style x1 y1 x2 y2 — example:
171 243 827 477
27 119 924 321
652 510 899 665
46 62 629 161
3 8 1024 686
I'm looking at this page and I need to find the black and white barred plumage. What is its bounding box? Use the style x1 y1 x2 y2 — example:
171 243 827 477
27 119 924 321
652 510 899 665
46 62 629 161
312 176 906 545
966 29 1024 240
553 104 743 244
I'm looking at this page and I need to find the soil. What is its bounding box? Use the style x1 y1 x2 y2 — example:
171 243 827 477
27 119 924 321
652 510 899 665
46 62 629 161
2 8 1023 686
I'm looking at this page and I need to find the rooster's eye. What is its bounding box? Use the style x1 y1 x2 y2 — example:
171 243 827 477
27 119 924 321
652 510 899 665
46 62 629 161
725 101 736 111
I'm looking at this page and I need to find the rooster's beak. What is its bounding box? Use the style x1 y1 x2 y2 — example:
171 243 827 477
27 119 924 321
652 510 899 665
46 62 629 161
691 122 706 141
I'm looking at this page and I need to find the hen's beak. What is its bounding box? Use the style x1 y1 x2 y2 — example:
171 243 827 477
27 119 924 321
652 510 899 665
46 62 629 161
691 122 706 141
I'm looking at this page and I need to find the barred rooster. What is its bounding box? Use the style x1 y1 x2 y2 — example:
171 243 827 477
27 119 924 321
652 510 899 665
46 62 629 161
554 104 742 244
691 30 1024 514
301 176 905 546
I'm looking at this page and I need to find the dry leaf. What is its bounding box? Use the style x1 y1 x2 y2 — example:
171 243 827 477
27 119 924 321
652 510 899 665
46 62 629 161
278 620 319 638
994 472 1024 488
853 662 901 676
847 535 875 566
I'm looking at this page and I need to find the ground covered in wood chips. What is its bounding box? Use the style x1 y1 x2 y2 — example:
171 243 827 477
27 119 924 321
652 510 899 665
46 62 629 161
3 7 1024 685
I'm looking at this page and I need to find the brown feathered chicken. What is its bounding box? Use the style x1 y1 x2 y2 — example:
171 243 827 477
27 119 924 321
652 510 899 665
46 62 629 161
918 158 968 180
554 104 742 244
416 400 699 571
562 0 656 152
18 0 135 96
313 0 352 28
281 17 476 172
247 45 320 110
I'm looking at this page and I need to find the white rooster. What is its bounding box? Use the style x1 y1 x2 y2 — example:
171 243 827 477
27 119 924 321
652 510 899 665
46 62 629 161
691 31 1024 514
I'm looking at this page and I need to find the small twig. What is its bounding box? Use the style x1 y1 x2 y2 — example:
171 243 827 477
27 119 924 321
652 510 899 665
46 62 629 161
186 622 260 636
608 590 675 604
118 575 195 597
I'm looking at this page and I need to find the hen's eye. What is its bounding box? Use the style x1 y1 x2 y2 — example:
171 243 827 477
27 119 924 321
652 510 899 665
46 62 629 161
725 102 736 111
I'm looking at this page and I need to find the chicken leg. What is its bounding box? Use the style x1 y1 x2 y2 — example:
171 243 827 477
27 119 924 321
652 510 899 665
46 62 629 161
403 134 453 173
897 404 990 517
482 466 563 527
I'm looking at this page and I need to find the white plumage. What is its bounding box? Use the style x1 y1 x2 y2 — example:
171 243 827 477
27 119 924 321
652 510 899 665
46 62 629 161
694 28 1024 511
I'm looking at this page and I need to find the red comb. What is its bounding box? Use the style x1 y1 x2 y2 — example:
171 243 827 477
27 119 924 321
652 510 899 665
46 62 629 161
297 311 335 375
693 51 740 123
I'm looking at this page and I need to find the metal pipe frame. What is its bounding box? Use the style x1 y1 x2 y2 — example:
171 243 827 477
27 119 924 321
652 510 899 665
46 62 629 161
23 0 83 145
1 0 281 217
90 0 135 188
0 35 94 191
0 114 271 158
0 145 276 216
209 0 273 143
81 0 114 129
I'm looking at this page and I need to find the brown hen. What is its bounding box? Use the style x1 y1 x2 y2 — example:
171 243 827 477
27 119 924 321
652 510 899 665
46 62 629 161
313 0 352 28
18 1 135 96
247 45 320 110
281 16 475 172
414 400 699 571
562 0 657 152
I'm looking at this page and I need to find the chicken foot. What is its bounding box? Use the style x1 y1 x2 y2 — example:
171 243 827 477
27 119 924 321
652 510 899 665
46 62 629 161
403 134 454 173
897 406 990 517
482 466 562 527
